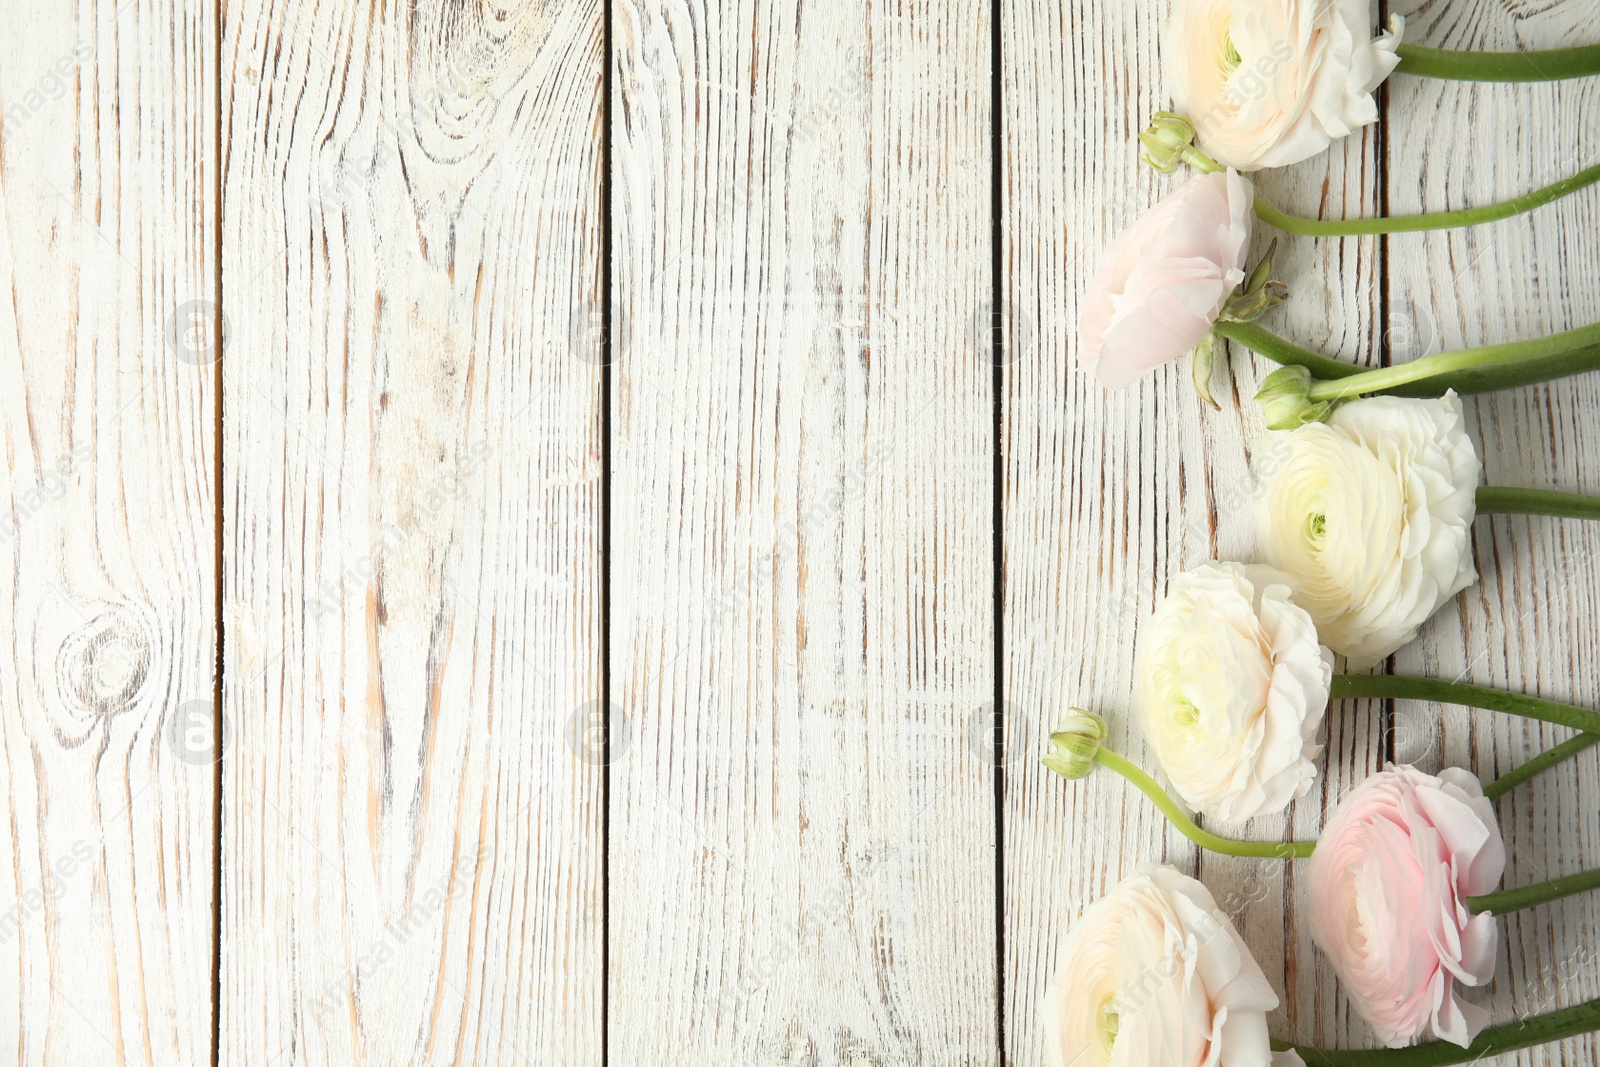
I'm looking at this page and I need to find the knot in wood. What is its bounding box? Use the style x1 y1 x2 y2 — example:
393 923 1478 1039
55 605 155 729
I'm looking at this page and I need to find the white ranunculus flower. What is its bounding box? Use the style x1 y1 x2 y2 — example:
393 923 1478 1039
1165 0 1405 171
1043 865 1282 1067
1136 562 1332 823
1256 392 1480 668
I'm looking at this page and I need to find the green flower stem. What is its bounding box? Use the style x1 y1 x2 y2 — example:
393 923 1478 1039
1301 320 1600 401
1211 320 1357 378
1331 674 1600 735
1477 486 1600 520
1180 146 1222 174
1396 42 1600 83
1467 868 1600 916
1213 320 1600 397
1090 749 1315 859
1440 340 1600 394
1273 996 1600 1066
1177 123 1598 234
1483 732 1600 801
1253 160 1600 236
1303 348 1517 401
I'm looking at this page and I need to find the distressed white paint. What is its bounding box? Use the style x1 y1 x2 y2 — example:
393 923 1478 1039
0 1 218 1063
608 0 998 1062
219 0 604 1063
4 2 1598 1063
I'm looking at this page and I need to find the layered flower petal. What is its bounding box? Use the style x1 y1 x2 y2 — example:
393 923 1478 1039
1136 562 1332 822
1308 765 1506 1048
1079 169 1253 388
1255 392 1480 667
1044 865 1282 1067
1166 0 1404 171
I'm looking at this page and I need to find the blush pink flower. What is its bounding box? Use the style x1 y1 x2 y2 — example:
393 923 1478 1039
1308 765 1506 1048
1077 169 1254 388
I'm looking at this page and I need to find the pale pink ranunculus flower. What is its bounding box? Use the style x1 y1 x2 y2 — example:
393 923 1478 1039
1308 765 1506 1048
1077 169 1253 389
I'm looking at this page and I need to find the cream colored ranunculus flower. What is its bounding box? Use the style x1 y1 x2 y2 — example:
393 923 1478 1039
1165 0 1404 171
1043 864 1283 1067
1255 392 1480 668
1136 562 1332 823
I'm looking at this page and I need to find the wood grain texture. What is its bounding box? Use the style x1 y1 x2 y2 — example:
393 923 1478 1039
219 0 604 1062
999 0 1384 1061
1387 2 1600 1063
0 1 218 1063
608 0 997 1062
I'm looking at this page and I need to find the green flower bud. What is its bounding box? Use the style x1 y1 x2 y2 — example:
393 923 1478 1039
1138 112 1198 174
1042 709 1107 781
1255 365 1333 430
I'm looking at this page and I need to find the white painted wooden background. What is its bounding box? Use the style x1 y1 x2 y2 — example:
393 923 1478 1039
1 0 1596 1064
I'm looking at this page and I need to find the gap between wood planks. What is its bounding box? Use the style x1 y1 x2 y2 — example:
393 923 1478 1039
989 0 1009 1062
211 0 224 1061
602 0 615 1060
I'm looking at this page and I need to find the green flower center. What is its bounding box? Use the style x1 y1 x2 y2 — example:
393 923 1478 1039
1306 511 1328 546
1096 995 1120 1055
1222 32 1243 73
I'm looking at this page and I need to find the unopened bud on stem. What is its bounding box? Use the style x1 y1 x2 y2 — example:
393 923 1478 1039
1042 709 1106 780
1255 365 1332 430
1139 112 1197 173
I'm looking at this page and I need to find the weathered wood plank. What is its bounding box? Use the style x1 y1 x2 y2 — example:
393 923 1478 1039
1000 1 1384 1060
0 1 218 1062
609 0 997 1061
220 1 605 1062
1388 2 1600 1063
